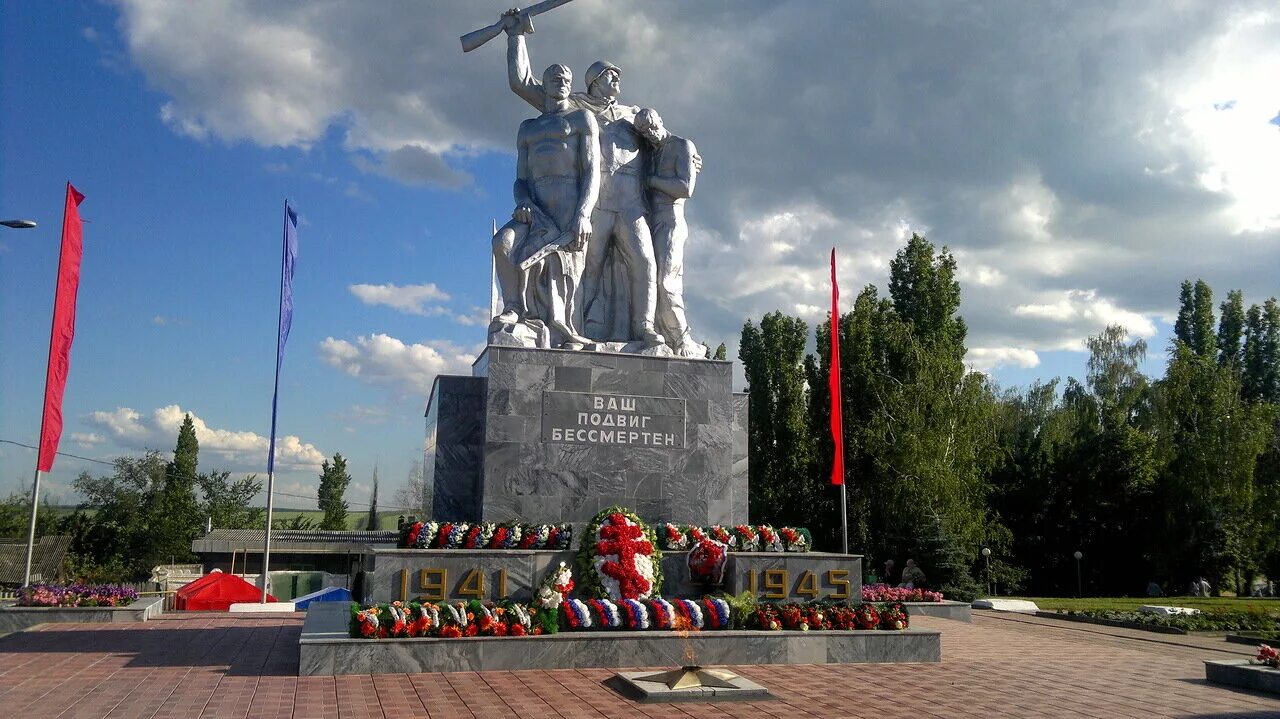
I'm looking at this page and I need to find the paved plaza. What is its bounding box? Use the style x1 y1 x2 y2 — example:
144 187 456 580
1 611 1277 718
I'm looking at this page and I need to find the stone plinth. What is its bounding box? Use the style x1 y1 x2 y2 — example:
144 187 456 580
0 595 165 635
1204 660 1280 695
365 549 861 605
902 601 971 622
298 602 941 676
425 346 748 527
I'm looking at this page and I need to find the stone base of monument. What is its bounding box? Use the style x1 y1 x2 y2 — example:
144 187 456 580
298 602 941 676
1204 660 1280 695
610 668 774 703
363 548 863 605
902 600 971 622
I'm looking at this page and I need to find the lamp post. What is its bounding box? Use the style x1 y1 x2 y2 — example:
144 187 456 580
981 547 992 596
1 219 38 229
1073 550 1083 597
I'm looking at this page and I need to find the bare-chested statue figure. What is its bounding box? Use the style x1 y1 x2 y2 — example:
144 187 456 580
635 109 708 358
505 19 664 349
490 63 600 349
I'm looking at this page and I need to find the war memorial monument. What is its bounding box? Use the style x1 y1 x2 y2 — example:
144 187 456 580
300 3 943 681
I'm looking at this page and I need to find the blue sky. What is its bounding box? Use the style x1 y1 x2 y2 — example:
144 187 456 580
2 1 1277 510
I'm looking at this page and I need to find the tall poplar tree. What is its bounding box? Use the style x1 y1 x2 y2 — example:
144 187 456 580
317 453 352 530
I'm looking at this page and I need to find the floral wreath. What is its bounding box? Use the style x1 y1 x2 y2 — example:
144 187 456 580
577 506 663 600
687 537 729 585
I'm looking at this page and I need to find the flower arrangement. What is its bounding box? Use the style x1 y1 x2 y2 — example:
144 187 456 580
861 583 945 602
687 537 729 585
661 523 689 551
17 582 138 608
532 561 575 634
349 598 909 638
778 526 810 552
854 603 881 630
732 524 759 551
578 506 662 600
1257 644 1279 669
879 601 909 630
461 523 495 549
396 520 576 550
707 525 736 547
652 523 812 552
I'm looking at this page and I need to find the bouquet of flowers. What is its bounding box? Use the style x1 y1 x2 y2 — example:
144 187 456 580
854 603 881 630
518 524 550 548
499 600 532 636
879 601 909 630
778 603 806 630
671 598 706 629
547 523 573 550
488 523 522 549
732 524 759 551
561 598 593 630
779 527 810 552
707 525 735 546
353 605 382 637
619 598 651 630
1257 644 1280 669
399 521 422 548
661 523 689 551
460 523 494 549
803 605 830 630
861 583 945 602
827 604 859 630
687 537 729 585
436 522 468 548
687 526 709 544
751 603 782 631
757 525 783 552
646 598 676 629
701 597 731 629
587 598 623 628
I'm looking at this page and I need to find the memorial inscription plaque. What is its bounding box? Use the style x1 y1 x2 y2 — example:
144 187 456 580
541 391 685 448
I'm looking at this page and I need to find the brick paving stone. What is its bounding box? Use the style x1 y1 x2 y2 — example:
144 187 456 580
0 612 1277 717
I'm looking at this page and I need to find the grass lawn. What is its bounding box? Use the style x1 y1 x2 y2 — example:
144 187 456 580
1017 596 1279 613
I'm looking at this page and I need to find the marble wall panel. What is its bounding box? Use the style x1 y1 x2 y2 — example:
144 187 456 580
553 365 592 391
591 368 666 396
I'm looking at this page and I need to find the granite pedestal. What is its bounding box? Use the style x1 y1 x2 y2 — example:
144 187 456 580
424 346 748 527
365 548 862 605
0 595 165 635
298 602 941 676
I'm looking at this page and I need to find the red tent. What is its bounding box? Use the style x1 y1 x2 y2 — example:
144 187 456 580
175 571 277 610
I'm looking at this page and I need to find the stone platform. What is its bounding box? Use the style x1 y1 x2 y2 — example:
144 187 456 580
424 346 748 527
0 595 164 635
902 600 971 622
1205 659 1280 695
363 548 862 605
298 602 940 676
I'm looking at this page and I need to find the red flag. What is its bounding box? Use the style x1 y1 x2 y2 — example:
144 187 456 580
829 248 844 485
36 183 86 472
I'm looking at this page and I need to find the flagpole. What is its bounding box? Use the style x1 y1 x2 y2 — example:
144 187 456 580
21 470 43 586
261 199 296 603
25 183 85 587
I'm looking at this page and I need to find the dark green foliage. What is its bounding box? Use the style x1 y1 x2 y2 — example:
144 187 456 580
739 312 820 529
1243 299 1280 404
366 466 380 531
318 453 352 530
152 414 202 564
713 342 727 361
1218 290 1245 368
198 471 264 529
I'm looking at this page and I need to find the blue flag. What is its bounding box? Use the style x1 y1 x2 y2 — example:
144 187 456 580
267 201 298 474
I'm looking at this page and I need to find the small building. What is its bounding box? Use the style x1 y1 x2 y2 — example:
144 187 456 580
191 528 397 600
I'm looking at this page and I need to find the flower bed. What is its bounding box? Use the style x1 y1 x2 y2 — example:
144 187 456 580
398 520 573 549
349 598 910 639
659 523 811 552
16 582 138 608
1053 608 1278 634
862 583 944 603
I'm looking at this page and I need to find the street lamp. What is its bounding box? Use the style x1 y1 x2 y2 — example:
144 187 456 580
981 547 992 596
1 219 37 229
1073 550 1083 597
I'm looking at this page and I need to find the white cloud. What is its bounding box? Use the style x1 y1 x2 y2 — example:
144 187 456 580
82 405 325 471
349 282 450 315
318 333 481 396
965 347 1041 373
69 432 106 448
109 1 1280 382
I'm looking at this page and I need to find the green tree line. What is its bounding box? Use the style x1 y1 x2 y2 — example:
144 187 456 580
0 414 356 582
742 235 1280 599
